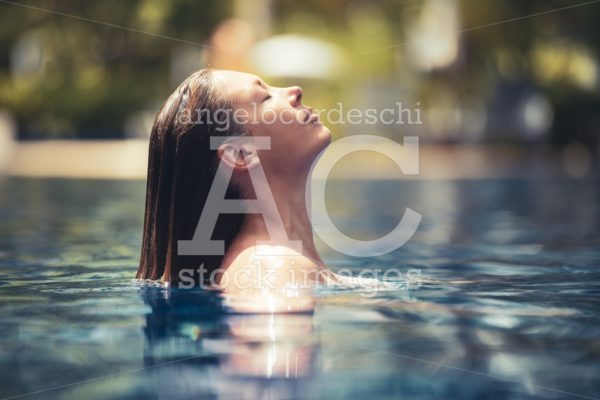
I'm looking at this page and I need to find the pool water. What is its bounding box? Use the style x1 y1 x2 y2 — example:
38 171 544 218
0 177 599 399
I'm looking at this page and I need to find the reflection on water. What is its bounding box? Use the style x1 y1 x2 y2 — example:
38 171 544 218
141 286 317 399
0 177 599 399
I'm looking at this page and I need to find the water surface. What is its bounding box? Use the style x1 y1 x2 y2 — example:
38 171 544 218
0 177 599 399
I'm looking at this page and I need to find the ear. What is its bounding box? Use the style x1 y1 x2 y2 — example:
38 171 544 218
217 142 260 171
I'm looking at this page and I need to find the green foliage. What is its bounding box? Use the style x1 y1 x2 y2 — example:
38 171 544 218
0 0 231 138
1 0 599 141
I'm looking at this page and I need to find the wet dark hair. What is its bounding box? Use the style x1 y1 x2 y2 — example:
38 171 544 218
136 68 244 285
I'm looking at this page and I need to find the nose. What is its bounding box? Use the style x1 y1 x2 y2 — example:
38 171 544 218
288 86 303 107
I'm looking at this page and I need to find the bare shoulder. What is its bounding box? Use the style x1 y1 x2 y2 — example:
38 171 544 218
220 244 328 291
219 244 326 313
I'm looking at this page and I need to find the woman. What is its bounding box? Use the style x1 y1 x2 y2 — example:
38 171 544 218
136 68 334 306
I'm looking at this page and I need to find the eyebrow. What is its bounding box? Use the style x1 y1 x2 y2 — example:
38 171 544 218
254 79 267 89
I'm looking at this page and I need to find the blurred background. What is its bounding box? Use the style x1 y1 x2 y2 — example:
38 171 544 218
0 0 599 179
1 5 600 398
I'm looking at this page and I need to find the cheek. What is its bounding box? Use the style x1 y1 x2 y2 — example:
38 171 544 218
256 106 303 140
279 108 302 127
253 105 326 162
260 106 300 131
256 108 278 128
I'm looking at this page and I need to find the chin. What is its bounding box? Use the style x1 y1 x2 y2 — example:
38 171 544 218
317 125 332 147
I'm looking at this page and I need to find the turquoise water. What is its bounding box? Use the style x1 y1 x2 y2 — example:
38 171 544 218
0 177 599 399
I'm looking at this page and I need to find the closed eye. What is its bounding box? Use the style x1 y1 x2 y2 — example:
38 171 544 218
262 94 271 102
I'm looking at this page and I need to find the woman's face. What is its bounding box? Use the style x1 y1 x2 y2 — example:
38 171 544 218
212 70 331 176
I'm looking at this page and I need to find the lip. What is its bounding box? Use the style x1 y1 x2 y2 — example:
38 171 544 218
307 113 320 124
302 108 320 124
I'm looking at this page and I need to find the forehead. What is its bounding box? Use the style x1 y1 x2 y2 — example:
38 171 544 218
212 70 261 106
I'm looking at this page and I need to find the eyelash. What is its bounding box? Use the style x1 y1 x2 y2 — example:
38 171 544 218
262 94 271 102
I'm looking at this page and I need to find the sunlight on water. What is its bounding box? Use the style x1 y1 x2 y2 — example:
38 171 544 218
0 178 599 399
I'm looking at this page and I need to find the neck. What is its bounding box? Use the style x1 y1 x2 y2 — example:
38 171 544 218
234 168 323 265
